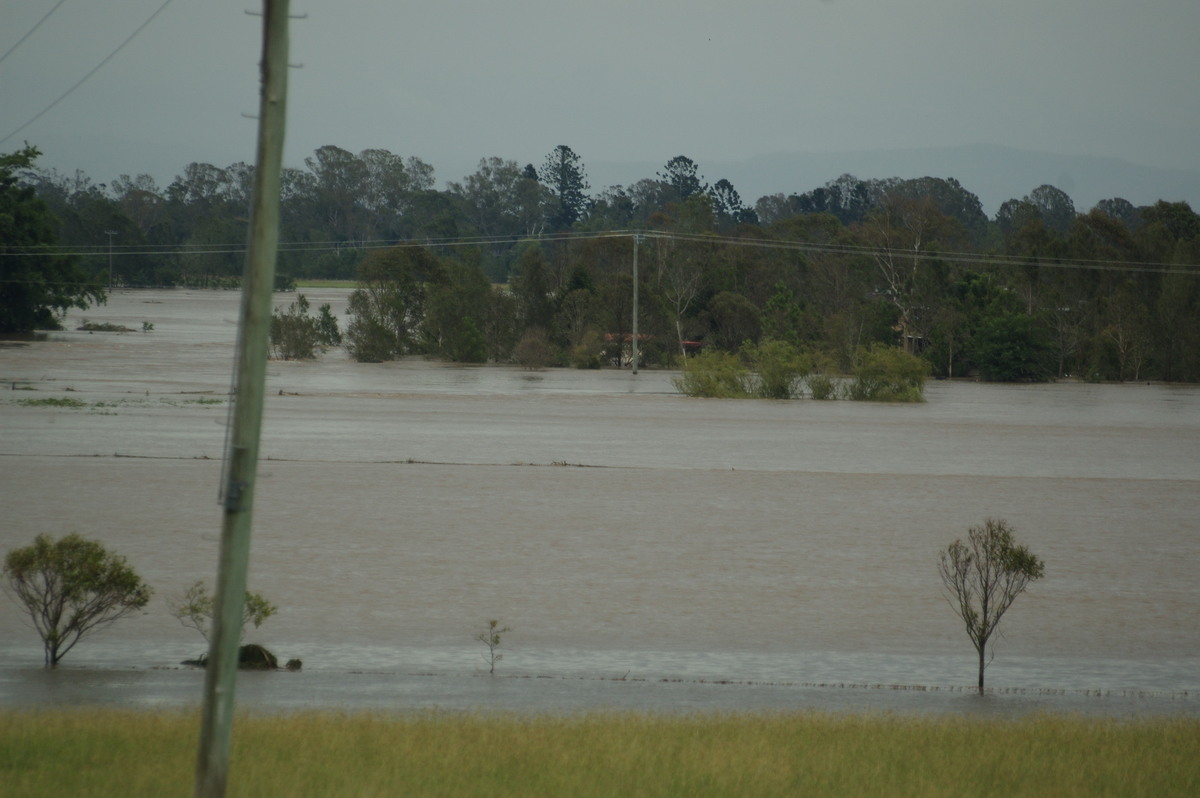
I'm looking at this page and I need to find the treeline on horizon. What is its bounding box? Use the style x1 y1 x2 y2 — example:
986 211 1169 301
20 143 1200 382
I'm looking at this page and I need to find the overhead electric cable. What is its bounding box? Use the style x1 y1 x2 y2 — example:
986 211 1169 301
0 0 71 65
0 228 1197 282
0 0 176 145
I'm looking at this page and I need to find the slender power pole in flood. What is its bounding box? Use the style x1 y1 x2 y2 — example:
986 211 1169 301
631 233 641 375
194 2 289 796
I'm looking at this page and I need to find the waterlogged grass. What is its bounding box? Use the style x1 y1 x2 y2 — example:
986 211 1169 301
2 709 1197 797
12 396 88 408
294 279 355 288
11 396 224 412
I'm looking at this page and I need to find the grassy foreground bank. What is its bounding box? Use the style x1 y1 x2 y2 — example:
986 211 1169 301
3 709 1198 797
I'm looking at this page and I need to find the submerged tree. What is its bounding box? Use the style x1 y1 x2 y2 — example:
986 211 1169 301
269 293 340 360
1 146 105 333
3 533 152 667
344 245 446 361
475 619 511 675
938 518 1045 693
168 580 276 644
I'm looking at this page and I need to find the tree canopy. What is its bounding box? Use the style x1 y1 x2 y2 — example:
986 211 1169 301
3 533 152 667
15 142 1200 382
0 146 104 333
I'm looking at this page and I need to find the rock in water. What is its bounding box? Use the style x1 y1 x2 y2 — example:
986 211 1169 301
238 644 278 670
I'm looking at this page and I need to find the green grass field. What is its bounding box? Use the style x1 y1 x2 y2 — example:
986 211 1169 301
2 709 1197 797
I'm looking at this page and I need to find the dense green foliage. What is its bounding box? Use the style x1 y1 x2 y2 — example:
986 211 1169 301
672 350 752 398
270 293 341 359
2 534 151 667
847 344 931 402
17 143 1200 381
741 339 812 399
674 340 928 402
0 147 104 332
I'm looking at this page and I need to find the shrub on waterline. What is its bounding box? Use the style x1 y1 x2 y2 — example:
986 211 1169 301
847 343 930 402
672 350 752 397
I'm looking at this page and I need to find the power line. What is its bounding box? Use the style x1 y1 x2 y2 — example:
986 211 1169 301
0 0 177 145
0 0 71 65
1 229 1197 280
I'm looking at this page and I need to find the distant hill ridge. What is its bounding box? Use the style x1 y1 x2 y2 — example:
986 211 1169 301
592 144 1200 218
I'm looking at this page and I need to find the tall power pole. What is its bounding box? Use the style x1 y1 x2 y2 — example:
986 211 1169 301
631 233 641 375
194 2 290 796
105 230 116 288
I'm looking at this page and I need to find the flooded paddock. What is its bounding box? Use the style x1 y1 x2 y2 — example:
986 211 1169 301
1 289 1198 717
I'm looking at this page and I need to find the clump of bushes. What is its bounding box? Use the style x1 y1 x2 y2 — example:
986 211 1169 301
674 341 928 402
270 294 341 360
805 351 842 400
513 328 554 370
847 343 930 402
741 339 812 399
672 350 752 397
77 320 133 332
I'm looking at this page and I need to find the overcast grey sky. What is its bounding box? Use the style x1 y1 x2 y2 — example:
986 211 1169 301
4 0 1198 203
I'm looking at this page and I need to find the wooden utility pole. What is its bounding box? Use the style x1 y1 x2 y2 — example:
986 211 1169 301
631 234 641 375
194 2 289 796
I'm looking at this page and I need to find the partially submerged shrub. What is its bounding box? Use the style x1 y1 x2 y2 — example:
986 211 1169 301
270 294 340 360
475 619 511 675
847 343 930 402
673 350 752 397
805 350 842 400
569 330 603 369
168 580 277 644
513 328 553 370
741 339 811 399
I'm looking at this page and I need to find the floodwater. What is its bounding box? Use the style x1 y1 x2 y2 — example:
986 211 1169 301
1 288 1198 718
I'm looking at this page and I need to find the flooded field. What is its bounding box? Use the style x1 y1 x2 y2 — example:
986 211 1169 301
1 288 1198 717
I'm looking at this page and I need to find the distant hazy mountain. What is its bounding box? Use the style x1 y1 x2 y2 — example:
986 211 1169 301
591 145 1200 218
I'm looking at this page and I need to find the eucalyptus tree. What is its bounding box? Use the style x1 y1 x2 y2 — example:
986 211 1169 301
582 185 637 229
792 174 875 225
889 176 987 243
1137 201 1200 380
1 146 105 332
448 155 547 267
508 242 555 333
4 533 152 667
1092 197 1141 231
624 178 674 225
449 157 528 239
859 194 965 353
1027 184 1077 235
344 245 446 361
754 193 804 226
938 518 1044 694
304 145 371 245
359 148 434 239
652 231 711 358
422 258 493 363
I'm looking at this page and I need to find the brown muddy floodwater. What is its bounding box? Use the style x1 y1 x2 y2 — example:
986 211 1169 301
1 288 1198 717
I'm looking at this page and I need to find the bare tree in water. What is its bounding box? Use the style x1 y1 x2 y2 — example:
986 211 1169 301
938 518 1045 693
